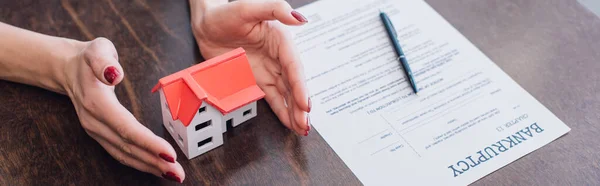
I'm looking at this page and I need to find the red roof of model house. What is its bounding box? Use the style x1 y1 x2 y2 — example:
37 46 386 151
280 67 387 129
151 48 265 127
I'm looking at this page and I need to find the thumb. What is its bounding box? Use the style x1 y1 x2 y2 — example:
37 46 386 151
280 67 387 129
233 0 308 25
82 37 124 86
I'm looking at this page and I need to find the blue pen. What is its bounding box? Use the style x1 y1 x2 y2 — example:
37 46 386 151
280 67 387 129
379 11 418 94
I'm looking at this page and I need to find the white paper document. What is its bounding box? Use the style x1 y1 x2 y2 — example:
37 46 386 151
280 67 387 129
289 0 571 185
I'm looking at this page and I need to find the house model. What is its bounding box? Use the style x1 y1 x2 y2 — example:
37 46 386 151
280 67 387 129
151 48 265 159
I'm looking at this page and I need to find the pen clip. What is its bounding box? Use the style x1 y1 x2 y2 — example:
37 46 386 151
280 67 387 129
382 12 399 38
380 10 399 40
389 20 398 38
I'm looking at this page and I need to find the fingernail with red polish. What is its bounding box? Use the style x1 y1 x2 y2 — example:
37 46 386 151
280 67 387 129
305 116 310 136
159 153 175 163
306 115 310 128
162 172 181 183
104 66 119 84
291 10 308 23
307 97 312 112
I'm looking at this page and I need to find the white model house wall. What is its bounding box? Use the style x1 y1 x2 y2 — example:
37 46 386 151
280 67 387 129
159 89 193 158
159 89 259 159
184 100 224 159
221 101 257 132
184 101 257 159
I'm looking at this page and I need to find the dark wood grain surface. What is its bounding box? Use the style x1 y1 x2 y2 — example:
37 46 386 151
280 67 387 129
0 0 598 185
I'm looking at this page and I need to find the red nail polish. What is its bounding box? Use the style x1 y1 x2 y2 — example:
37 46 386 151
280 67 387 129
159 153 175 163
307 97 312 113
162 171 181 183
104 66 119 84
291 10 308 23
305 116 310 136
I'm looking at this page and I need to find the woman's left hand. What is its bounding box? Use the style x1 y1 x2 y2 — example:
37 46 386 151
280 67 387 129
189 0 312 136
61 38 185 182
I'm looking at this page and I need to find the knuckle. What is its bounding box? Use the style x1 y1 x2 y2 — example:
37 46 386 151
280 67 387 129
83 129 93 137
83 52 108 69
119 143 132 155
87 37 118 61
115 155 128 166
116 125 133 143
82 48 97 64
83 128 101 141
137 139 150 151
85 52 110 65
82 123 97 135
93 37 113 45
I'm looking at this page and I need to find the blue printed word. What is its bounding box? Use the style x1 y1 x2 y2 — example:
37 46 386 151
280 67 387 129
448 123 544 177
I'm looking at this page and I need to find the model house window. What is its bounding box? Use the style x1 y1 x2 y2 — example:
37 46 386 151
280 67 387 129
199 106 206 113
243 109 252 116
168 122 174 132
195 120 211 131
177 134 183 145
197 137 212 149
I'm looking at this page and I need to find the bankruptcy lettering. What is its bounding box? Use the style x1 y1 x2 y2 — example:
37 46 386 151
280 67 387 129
448 123 544 177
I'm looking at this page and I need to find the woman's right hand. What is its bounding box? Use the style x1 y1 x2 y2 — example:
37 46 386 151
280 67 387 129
190 0 312 136
60 38 185 183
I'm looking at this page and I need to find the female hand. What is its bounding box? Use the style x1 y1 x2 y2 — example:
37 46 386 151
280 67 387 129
62 38 184 182
190 0 312 136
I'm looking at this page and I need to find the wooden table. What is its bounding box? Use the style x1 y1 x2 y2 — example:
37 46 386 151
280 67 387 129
0 0 598 185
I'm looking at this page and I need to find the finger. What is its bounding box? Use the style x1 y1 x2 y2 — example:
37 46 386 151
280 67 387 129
276 27 311 114
82 37 124 86
276 77 307 134
84 116 185 181
89 132 162 177
286 92 306 136
84 88 179 166
234 0 308 25
92 134 184 183
263 85 293 130
293 101 309 136
109 105 178 165
283 72 309 133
